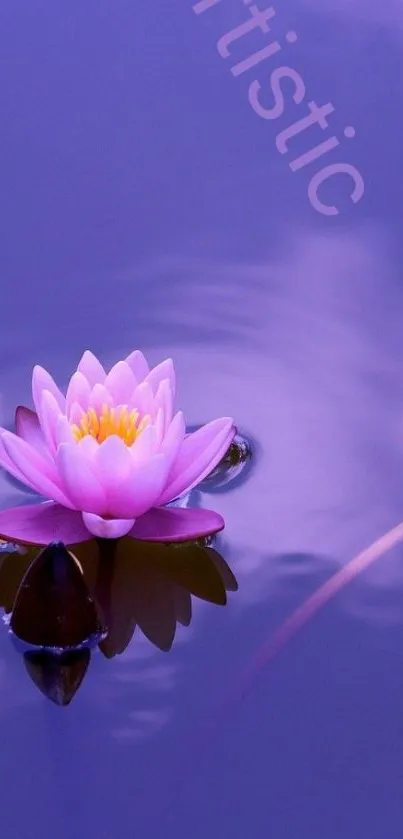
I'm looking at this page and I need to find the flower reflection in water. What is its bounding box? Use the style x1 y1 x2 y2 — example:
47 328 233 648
0 535 237 705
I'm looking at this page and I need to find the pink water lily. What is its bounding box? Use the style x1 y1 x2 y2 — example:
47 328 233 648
0 350 235 543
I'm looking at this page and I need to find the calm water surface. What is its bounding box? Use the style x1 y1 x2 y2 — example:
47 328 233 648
1 1 403 837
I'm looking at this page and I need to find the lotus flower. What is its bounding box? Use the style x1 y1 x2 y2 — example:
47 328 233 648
0 350 235 544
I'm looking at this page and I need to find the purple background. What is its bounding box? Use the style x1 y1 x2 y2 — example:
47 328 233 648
1 1 403 837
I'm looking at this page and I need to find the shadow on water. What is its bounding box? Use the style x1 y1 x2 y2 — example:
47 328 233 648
0 536 238 707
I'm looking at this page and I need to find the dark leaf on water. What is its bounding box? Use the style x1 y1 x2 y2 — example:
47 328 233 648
10 542 104 647
23 649 91 706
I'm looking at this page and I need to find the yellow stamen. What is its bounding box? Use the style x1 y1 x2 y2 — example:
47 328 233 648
71 403 147 446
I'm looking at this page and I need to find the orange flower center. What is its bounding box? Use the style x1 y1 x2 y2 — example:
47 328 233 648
71 404 149 446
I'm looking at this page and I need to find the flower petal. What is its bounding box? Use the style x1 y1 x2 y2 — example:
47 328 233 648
157 418 235 505
112 454 168 518
0 501 91 545
56 443 107 514
55 415 75 446
78 436 99 459
130 425 158 463
88 384 114 412
153 379 173 431
124 350 149 382
154 408 165 447
69 401 86 426
66 372 91 417
130 381 154 417
129 506 225 542
82 512 135 539
77 350 106 387
38 390 63 455
93 436 132 514
104 361 137 405
145 358 175 396
15 406 49 459
1 431 75 508
0 433 40 492
160 411 186 469
32 365 66 414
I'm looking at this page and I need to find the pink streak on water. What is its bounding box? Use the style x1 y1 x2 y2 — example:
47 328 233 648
227 520 403 707
158 523 403 827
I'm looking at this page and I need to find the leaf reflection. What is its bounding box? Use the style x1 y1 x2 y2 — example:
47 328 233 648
10 542 104 648
0 535 237 705
23 649 91 707
90 538 236 656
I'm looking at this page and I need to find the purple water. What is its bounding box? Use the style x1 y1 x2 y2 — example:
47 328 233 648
1 1 403 837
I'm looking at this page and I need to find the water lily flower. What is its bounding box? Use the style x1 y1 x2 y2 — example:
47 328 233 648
0 350 235 544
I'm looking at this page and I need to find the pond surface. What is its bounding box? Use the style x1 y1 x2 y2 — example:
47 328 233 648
1 1 403 837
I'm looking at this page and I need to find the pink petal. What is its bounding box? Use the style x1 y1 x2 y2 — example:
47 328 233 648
153 379 173 431
129 506 225 542
124 350 149 382
93 436 132 514
130 381 154 417
110 454 168 518
56 443 107 514
182 418 234 454
38 390 63 454
145 358 175 396
55 415 75 446
130 425 158 463
66 372 91 417
104 361 137 405
160 411 186 469
82 512 135 539
15 406 50 459
77 350 106 387
69 401 86 425
78 436 99 459
157 418 235 505
154 408 165 447
1 431 75 508
0 433 40 492
88 384 114 412
0 501 91 545
32 365 66 414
